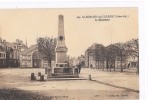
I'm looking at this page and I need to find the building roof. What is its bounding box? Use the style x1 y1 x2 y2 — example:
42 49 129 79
21 44 38 55
0 45 5 51
5 42 17 50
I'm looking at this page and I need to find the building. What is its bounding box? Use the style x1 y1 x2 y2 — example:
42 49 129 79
0 38 27 68
114 56 126 69
0 38 6 67
126 55 138 68
20 44 54 68
85 43 105 69
85 43 96 68
85 43 138 70
15 39 28 53
20 44 49 68
77 55 85 67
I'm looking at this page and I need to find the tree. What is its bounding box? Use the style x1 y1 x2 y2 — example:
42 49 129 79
125 39 139 74
114 43 127 72
105 44 118 71
94 44 106 70
37 37 57 68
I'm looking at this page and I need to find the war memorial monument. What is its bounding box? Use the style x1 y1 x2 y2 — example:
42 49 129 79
47 15 79 78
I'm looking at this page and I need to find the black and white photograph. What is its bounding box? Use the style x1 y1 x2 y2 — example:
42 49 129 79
0 7 139 100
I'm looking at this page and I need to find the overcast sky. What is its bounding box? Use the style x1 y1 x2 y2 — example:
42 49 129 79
0 8 138 57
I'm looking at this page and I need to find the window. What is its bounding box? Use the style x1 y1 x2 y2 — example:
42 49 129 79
0 52 6 59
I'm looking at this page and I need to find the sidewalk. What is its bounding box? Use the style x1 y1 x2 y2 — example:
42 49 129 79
80 68 139 92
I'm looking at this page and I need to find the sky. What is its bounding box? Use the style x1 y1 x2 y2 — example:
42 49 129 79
0 8 138 57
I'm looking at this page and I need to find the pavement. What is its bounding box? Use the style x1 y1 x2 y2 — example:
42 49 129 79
0 68 139 100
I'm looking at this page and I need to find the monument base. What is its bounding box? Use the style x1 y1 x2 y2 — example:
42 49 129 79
52 67 79 78
46 63 79 78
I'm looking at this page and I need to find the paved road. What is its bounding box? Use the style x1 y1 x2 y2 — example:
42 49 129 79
0 68 139 100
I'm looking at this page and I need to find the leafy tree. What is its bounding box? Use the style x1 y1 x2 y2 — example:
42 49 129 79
37 37 57 67
105 44 118 71
125 39 139 74
94 44 106 70
114 43 127 72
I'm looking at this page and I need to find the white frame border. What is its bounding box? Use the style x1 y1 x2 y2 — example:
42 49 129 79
0 1 147 100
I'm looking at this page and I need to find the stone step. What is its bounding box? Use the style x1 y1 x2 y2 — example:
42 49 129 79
51 75 79 78
52 73 74 76
47 77 87 81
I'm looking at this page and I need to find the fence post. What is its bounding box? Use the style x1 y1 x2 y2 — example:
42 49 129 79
31 73 35 80
40 75 44 81
88 74 91 80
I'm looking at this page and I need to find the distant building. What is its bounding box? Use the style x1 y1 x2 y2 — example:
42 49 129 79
20 44 43 68
85 43 99 68
20 44 50 68
0 38 27 68
0 38 6 67
126 55 138 68
85 43 138 69
77 55 85 67
114 56 126 69
85 43 106 69
15 39 28 52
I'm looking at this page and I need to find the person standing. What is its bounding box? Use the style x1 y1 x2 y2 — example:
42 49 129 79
128 63 130 68
78 64 81 74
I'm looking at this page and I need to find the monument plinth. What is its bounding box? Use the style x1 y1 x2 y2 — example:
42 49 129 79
51 15 79 78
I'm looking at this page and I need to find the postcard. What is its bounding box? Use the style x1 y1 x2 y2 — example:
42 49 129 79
0 7 139 100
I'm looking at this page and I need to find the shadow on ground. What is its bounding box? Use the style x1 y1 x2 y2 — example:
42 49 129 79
0 88 52 100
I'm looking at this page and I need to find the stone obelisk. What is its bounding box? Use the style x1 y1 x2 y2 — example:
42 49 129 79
55 14 68 66
51 15 79 78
